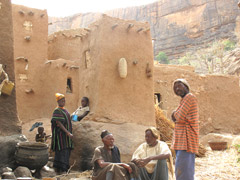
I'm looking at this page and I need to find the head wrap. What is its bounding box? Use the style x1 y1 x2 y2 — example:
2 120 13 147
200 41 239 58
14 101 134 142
145 127 160 139
173 78 190 90
55 93 65 101
100 130 111 139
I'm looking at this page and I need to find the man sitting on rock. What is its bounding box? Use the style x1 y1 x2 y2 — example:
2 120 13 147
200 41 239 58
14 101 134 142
91 130 138 180
132 127 173 180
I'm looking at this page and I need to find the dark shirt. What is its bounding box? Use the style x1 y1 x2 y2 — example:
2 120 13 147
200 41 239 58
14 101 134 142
91 146 121 174
51 108 73 151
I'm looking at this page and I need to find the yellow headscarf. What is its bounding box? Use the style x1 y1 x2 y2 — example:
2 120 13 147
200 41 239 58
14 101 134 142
55 93 65 101
145 127 160 139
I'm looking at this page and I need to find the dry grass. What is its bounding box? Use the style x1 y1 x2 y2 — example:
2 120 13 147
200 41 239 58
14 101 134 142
195 147 240 180
155 105 175 142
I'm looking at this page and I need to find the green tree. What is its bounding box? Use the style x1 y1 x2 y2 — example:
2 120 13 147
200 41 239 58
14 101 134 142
156 52 169 64
222 39 236 51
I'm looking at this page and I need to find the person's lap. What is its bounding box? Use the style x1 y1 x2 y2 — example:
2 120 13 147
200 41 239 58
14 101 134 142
138 159 168 180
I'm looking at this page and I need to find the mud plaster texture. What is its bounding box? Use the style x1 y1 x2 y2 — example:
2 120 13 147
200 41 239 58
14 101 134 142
76 15 155 125
0 0 21 135
154 64 240 135
16 12 156 126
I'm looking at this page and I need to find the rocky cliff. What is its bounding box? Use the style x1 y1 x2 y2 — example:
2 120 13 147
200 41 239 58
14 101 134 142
49 0 240 59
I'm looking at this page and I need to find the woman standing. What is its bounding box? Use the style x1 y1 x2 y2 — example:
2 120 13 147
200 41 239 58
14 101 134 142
51 93 74 174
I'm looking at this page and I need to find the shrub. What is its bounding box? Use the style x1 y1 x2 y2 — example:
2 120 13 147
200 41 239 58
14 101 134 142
156 52 169 64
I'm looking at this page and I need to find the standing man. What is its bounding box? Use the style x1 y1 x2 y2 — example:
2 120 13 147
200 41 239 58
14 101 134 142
171 79 199 180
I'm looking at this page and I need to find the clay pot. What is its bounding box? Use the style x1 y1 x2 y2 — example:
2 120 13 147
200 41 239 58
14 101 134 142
15 142 49 170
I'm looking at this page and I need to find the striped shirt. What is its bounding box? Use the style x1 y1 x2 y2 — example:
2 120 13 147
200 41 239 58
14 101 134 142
171 93 199 154
51 107 74 151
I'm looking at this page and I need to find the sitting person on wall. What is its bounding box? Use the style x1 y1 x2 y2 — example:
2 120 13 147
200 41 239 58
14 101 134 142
91 130 139 180
132 127 173 180
71 97 90 121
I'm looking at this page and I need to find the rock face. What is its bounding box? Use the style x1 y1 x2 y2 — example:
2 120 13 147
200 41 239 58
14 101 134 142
49 0 240 59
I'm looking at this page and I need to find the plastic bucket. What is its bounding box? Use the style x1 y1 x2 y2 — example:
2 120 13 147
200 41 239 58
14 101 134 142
1 81 14 95
72 115 78 121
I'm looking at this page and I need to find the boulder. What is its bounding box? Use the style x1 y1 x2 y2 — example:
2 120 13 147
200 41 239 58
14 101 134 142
13 166 32 178
1 167 12 173
40 165 57 178
70 120 151 171
0 134 27 172
200 133 234 147
1 171 16 179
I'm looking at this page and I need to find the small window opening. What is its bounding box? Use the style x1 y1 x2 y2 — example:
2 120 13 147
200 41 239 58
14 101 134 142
66 78 72 93
154 93 162 107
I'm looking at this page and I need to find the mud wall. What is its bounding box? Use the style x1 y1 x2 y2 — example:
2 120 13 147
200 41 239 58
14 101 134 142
78 15 155 125
12 5 48 121
0 0 21 135
154 65 240 134
40 59 80 116
12 5 79 122
48 29 87 60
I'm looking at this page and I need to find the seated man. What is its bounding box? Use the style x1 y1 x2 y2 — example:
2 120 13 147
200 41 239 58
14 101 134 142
91 130 138 180
132 127 173 180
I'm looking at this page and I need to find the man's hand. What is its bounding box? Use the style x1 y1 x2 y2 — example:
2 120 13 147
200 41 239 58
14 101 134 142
138 157 151 167
171 110 176 122
132 158 150 167
120 163 132 173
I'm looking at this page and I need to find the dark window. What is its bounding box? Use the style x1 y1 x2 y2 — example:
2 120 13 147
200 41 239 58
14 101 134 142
154 93 162 107
66 78 72 93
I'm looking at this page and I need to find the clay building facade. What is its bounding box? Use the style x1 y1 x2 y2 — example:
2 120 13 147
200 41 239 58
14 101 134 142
12 5 155 127
48 15 156 126
12 4 80 122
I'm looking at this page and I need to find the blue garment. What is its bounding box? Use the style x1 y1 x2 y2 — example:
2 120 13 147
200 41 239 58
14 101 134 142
175 150 195 180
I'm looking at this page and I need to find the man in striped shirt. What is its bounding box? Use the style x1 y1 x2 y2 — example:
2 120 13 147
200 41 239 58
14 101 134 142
171 79 199 180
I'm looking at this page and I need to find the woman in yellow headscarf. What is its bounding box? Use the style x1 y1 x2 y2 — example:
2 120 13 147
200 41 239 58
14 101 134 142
51 93 74 174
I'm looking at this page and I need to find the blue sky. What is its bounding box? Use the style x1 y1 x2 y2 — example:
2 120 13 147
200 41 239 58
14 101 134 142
11 0 157 17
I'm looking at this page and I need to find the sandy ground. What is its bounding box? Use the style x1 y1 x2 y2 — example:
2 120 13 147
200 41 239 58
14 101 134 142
21 119 240 180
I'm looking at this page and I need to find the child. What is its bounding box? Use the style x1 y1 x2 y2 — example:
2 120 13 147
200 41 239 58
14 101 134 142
71 97 90 121
35 126 50 143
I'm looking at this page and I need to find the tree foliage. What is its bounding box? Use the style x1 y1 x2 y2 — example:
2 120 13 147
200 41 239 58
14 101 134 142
156 52 169 64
